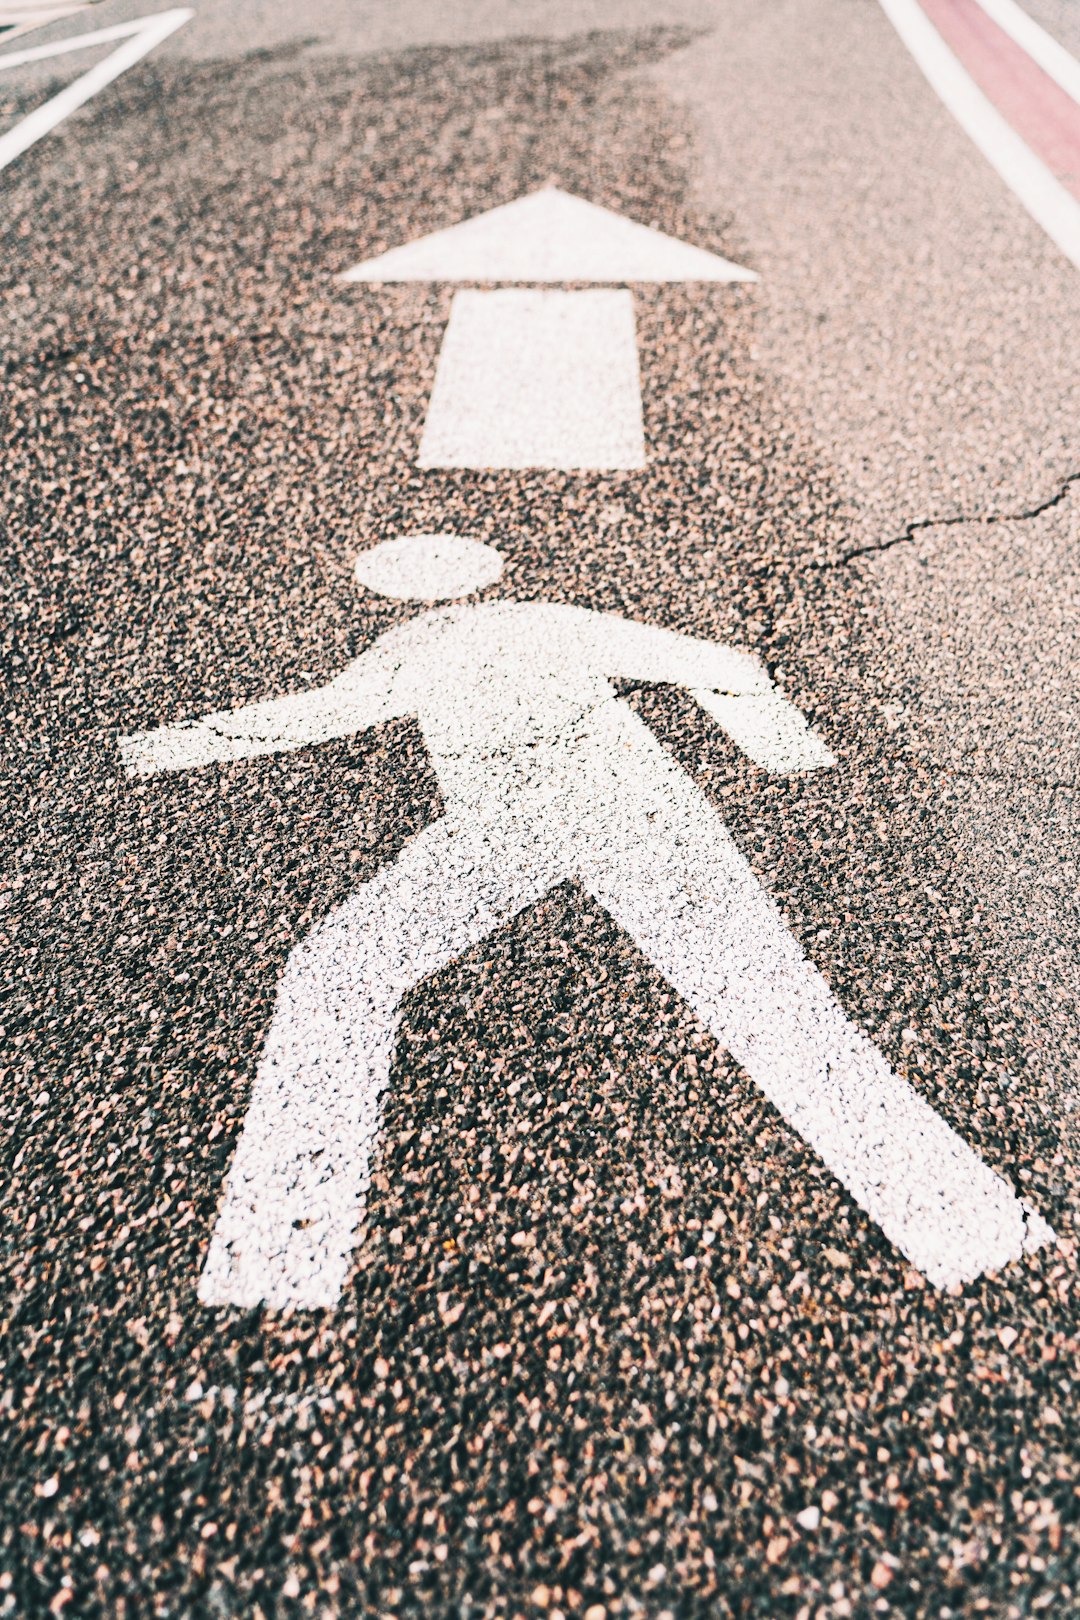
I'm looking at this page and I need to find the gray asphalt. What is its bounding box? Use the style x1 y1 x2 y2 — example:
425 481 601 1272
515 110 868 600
655 0 1080 1121
1 3 1078 1616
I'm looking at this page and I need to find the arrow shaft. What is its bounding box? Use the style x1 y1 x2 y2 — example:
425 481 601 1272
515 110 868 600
417 288 646 472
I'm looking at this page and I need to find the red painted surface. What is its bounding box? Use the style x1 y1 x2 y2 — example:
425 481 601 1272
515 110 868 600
919 0 1080 200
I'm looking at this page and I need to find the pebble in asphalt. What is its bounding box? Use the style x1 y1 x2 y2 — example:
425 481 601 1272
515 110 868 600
1 19 1077 1620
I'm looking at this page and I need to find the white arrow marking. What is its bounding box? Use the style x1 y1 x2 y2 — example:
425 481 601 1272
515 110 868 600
418 288 645 471
121 537 1055 1309
0 8 192 177
340 188 756 472
340 186 758 285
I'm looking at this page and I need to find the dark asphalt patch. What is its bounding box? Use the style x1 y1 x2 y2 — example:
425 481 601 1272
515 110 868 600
1 25 1077 1620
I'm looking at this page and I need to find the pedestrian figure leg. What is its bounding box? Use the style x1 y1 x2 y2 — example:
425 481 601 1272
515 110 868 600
582 789 1053 1287
199 819 552 1309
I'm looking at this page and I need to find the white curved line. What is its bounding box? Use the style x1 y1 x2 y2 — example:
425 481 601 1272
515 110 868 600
877 0 1080 272
972 0 1080 109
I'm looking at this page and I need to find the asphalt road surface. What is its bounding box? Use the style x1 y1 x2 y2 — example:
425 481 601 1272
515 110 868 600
2 1 1079 1616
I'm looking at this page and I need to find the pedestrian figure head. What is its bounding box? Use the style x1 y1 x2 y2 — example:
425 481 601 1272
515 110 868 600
355 534 503 602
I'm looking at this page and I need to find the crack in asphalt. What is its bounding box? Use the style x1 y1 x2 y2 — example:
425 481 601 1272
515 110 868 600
835 468 1080 566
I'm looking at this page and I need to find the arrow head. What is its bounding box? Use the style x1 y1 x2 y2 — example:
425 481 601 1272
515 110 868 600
340 186 757 285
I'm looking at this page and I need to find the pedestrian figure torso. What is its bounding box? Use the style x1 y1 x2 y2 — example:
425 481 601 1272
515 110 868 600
308 600 782 827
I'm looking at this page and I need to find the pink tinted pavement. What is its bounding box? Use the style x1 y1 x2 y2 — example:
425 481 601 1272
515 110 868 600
920 0 1080 198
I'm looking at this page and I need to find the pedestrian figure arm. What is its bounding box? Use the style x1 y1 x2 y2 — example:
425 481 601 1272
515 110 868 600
691 681 835 774
119 663 408 777
598 613 835 776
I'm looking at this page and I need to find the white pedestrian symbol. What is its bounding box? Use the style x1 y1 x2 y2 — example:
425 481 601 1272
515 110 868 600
121 534 1054 1308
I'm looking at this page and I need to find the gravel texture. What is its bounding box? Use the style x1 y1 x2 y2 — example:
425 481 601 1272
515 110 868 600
1 16 1077 1620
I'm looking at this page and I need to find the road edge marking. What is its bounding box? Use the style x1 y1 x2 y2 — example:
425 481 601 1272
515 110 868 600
877 0 1080 271
970 0 1080 108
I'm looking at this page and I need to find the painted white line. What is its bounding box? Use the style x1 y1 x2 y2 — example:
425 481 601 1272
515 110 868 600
121 537 1054 1308
0 7 192 177
971 0 1080 109
0 2 89 43
0 18 163 69
877 0 1080 271
417 289 645 472
341 186 757 284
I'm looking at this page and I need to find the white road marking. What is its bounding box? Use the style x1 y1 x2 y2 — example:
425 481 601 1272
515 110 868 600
354 533 504 600
341 189 755 472
120 538 1055 1308
971 0 1080 109
0 17 165 69
0 7 192 177
0 2 89 44
877 0 1080 271
417 289 645 472
340 186 757 284
341 190 757 473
